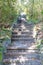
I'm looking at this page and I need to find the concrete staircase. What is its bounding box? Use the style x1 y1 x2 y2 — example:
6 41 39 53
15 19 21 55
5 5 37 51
3 22 41 65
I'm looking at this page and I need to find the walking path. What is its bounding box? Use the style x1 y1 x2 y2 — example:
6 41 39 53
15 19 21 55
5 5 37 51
3 22 41 65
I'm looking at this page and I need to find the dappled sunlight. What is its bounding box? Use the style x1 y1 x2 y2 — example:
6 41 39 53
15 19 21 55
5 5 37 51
21 24 26 29
33 25 37 38
28 44 38 49
0 0 43 65
8 55 28 65
19 55 28 63
27 44 37 53
18 31 21 35
11 63 16 65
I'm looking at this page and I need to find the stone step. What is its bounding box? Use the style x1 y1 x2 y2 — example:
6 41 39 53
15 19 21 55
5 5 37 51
13 24 33 28
11 35 34 38
6 50 39 54
6 42 36 50
11 39 35 42
11 38 35 42
21 31 33 34
11 39 35 44
11 37 34 41
11 35 33 39
11 32 33 36
3 51 40 64
11 36 33 39
12 35 33 38
6 46 38 50
6 49 27 53
3 52 27 56
12 27 33 30
7 47 28 50
3 53 40 60
6 49 37 53
11 33 33 37
12 30 33 34
12 26 33 30
12 29 33 32
3 58 40 63
3 52 40 59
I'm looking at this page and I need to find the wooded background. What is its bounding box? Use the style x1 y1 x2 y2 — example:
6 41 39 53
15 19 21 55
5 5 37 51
0 0 43 26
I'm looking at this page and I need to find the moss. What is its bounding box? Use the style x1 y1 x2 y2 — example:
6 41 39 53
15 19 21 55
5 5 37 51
36 43 41 49
41 40 43 44
37 44 40 49
0 52 2 61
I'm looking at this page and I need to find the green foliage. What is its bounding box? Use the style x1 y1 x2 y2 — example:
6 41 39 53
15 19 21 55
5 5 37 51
41 10 43 15
41 40 43 44
0 0 17 24
0 0 43 24
0 52 2 61
0 46 3 61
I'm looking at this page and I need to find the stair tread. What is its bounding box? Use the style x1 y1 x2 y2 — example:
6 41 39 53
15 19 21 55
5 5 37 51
11 35 33 37
12 32 33 37
4 52 27 56
6 45 38 50
11 36 33 39
11 38 34 41
3 58 40 63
